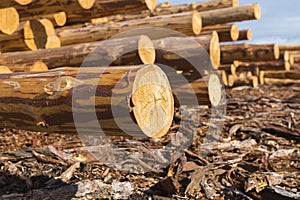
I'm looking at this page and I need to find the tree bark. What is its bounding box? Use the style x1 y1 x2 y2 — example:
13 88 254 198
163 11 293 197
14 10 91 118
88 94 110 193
154 32 220 71
22 12 67 27
279 45 300 51
0 35 155 69
260 70 300 80
220 43 280 64
0 7 19 35
0 19 60 52
0 64 174 138
69 0 238 25
200 4 261 27
15 0 156 22
234 60 290 71
237 29 252 41
0 0 32 8
201 24 239 42
57 11 202 46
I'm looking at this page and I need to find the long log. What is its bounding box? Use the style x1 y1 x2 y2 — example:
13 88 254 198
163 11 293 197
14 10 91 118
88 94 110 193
69 0 238 25
201 4 261 27
22 12 67 27
201 24 239 42
57 11 202 46
234 60 290 71
0 7 19 35
0 35 155 69
279 45 300 51
0 19 60 52
0 65 174 138
154 32 220 70
260 70 300 81
262 77 300 85
220 43 280 64
0 0 32 8
15 0 156 22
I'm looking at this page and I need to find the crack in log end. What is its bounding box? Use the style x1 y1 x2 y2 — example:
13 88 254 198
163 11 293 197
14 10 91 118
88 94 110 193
44 77 84 96
132 65 174 138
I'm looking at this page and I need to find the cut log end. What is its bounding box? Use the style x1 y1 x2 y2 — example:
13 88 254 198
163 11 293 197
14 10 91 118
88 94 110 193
231 24 239 41
232 0 239 7
138 35 156 64
54 12 67 27
132 65 174 138
0 66 12 74
273 44 280 59
15 0 32 5
0 7 19 35
208 74 222 106
29 61 48 72
146 0 157 12
284 61 291 71
253 4 261 19
192 11 202 35
45 35 61 49
289 54 295 65
244 30 252 40
210 31 221 69
77 0 95 9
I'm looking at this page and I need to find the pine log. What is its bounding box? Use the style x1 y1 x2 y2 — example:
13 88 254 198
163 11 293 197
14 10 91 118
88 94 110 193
220 70 228 86
0 7 19 35
57 11 202 46
219 64 235 75
70 0 238 25
154 32 220 70
201 24 239 42
228 74 258 88
22 12 67 27
234 60 290 71
166 71 222 107
279 45 300 51
292 54 300 63
16 0 156 23
0 65 174 138
262 78 300 85
220 43 280 64
0 35 155 69
0 19 60 52
201 4 261 27
279 51 290 62
260 70 300 81
237 29 252 41
0 0 32 8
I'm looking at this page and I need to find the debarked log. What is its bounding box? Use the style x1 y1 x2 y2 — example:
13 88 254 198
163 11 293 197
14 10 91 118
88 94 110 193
0 65 174 138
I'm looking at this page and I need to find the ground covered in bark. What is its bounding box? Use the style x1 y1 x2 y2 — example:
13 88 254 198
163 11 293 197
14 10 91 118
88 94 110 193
0 84 299 199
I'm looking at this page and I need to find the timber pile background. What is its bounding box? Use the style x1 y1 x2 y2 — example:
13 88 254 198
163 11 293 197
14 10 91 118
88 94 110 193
0 0 299 199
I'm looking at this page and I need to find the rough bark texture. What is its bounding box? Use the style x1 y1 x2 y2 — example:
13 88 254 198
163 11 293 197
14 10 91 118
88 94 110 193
57 11 202 46
0 7 19 35
68 0 238 25
0 35 155 69
260 70 300 85
202 24 239 42
0 0 32 8
237 29 252 41
234 60 290 71
16 0 156 23
0 65 174 138
154 33 220 71
279 45 300 51
220 43 280 64
200 4 261 27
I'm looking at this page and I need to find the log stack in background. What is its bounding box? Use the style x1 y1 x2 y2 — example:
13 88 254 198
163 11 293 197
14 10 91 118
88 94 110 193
0 0 299 137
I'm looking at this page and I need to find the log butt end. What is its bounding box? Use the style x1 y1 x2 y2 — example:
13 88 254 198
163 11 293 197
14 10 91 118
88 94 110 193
274 44 280 59
0 7 19 35
77 0 95 9
0 66 12 74
231 24 239 41
208 74 222 106
138 35 155 64
54 12 67 27
132 65 174 138
192 11 202 35
146 0 157 12
210 31 221 69
253 4 261 20
15 0 32 5
29 61 48 72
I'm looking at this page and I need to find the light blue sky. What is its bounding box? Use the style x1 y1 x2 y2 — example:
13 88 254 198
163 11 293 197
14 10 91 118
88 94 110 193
157 0 300 44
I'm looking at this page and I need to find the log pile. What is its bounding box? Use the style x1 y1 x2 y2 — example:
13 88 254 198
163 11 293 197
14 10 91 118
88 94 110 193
0 0 298 135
